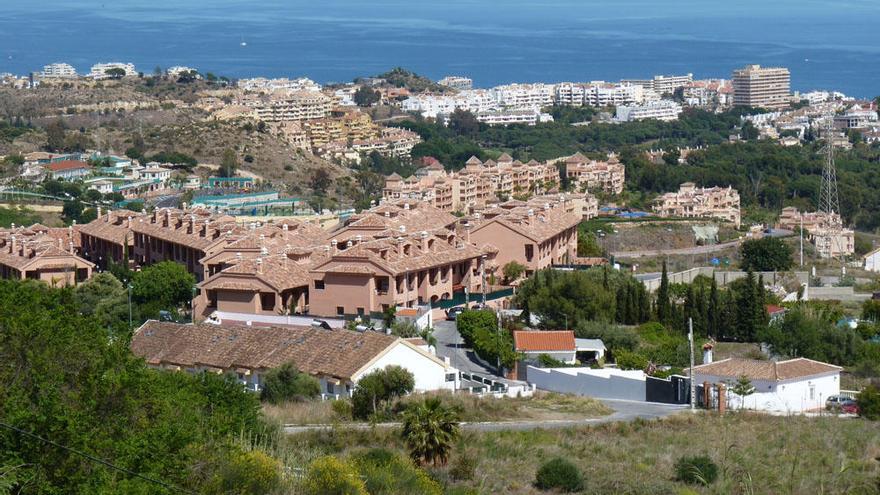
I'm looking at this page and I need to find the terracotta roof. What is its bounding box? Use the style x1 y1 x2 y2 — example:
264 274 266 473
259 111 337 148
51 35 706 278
132 321 401 381
47 160 90 172
689 358 841 382
514 330 575 352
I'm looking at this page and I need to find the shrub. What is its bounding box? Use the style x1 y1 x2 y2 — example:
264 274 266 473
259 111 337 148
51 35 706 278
674 455 719 486
260 362 321 404
534 457 584 492
303 456 367 495
209 450 282 495
351 448 442 495
450 451 477 481
614 349 649 371
331 399 353 419
857 384 880 420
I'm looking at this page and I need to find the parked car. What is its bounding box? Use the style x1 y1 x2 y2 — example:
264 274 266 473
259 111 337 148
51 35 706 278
825 395 851 410
840 400 860 415
445 306 466 320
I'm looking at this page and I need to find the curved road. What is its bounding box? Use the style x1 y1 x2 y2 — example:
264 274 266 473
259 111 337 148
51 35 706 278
612 229 793 259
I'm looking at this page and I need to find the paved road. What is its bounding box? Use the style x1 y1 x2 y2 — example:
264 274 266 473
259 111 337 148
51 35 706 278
282 399 688 434
432 319 499 376
612 229 793 259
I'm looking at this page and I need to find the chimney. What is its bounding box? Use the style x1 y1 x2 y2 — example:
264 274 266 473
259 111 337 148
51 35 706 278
396 236 405 259
403 202 410 210
702 343 714 364
69 240 74 254
420 230 429 251
182 202 188 210
57 238 62 249
97 206 102 218
399 225 406 234
188 215 195 234
330 239 338 254
164 210 171 227
127 216 132 229
236 252 242 262
282 223 289 240
464 222 471 243
202 219 209 237
256 257 263 274
346 240 353 249
384 211 390 218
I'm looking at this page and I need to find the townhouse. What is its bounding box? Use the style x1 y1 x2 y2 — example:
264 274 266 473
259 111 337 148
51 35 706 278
0 224 93 286
653 182 741 227
777 207 854 258
46 160 91 180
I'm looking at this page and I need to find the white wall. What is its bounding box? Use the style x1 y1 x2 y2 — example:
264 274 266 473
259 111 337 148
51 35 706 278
523 350 576 364
527 366 646 401
865 251 880 272
355 342 456 393
696 372 839 413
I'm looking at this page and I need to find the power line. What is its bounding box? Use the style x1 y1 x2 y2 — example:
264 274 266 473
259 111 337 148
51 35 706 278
0 421 199 495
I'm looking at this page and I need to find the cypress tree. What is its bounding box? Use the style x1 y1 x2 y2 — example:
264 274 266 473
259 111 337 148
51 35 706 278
656 261 671 324
736 270 761 342
615 285 626 323
626 283 637 325
707 278 721 338
684 284 696 334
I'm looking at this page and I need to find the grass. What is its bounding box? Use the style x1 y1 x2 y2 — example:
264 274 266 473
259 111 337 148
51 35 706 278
282 413 880 494
263 391 612 425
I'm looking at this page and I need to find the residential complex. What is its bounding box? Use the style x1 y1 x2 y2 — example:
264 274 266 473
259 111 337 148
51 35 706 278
561 153 626 194
732 65 791 110
89 62 138 79
237 77 321 92
383 153 563 211
0 224 93 286
622 73 693 95
777 207 854 258
438 76 473 90
653 182 741 227
615 100 683 122
40 63 78 78
240 90 333 122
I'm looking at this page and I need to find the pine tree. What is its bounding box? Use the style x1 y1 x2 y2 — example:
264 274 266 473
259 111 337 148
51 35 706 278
656 261 671 324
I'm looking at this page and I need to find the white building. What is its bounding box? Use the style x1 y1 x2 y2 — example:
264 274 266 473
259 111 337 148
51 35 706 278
689 357 841 413
514 330 577 364
140 165 173 182
89 62 137 79
166 66 200 78
616 100 683 122
864 247 880 272
131 321 459 396
585 82 652 107
438 76 473 90
476 109 552 126
237 77 321 93
40 63 78 79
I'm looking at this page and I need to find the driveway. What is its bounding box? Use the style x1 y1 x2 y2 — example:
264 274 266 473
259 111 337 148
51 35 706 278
432 318 499 376
282 399 688 434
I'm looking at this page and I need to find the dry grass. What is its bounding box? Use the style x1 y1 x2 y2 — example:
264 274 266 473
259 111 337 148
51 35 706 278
263 391 612 426
283 413 880 495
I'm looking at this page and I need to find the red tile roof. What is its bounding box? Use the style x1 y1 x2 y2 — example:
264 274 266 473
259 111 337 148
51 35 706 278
47 160 90 172
514 330 575 352
689 358 841 382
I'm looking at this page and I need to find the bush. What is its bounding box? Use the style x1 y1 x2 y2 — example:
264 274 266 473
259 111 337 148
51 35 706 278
450 451 477 481
351 448 442 495
207 449 282 495
260 362 321 404
534 457 584 492
303 456 367 495
857 384 880 420
614 349 649 371
674 455 718 486
331 399 353 419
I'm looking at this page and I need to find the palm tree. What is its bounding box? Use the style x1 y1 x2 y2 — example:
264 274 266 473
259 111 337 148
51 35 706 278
401 397 460 466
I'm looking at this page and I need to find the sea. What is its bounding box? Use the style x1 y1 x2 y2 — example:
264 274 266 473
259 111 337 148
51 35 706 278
0 0 878 98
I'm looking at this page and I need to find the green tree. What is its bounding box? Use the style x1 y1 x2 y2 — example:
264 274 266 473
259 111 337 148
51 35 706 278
310 168 332 195
260 362 321 404
502 261 526 284
535 457 584 492
304 456 367 495
857 384 880 420
104 67 127 79
448 108 480 137
862 300 880 322
656 261 671 325
401 397 461 466
354 86 381 107
740 237 793 272
730 375 756 410
218 148 238 177
351 365 415 419
131 261 196 315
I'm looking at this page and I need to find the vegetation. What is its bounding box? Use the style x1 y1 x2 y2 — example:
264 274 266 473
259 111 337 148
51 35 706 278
534 457 584 492
351 366 415 420
303 456 368 495
259 362 321 404
674 454 719 486
502 261 527 283
740 236 794 272
758 304 871 367
219 148 239 177
130 261 197 318
455 310 518 369
0 279 280 493
857 384 880 420
351 448 443 495
401 397 461 466
374 67 446 93
0 205 41 228
354 86 381 107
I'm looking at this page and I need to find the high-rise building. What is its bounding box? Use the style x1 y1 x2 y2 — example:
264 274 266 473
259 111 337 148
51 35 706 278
40 63 78 78
732 65 791 109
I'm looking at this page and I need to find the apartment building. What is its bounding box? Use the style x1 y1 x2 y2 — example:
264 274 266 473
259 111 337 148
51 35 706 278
732 65 791 110
438 76 473 90
562 153 625 194
40 63 77 78
89 62 137 79
493 83 555 109
466 202 580 275
585 82 651 107
476 109 551 126
653 182 741 227
623 74 693 95
616 100 683 122
241 90 333 122
166 66 200 78
46 160 91 180
777 207 854 258
0 224 93 286
383 154 560 211
237 77 321 92
346 128 422 158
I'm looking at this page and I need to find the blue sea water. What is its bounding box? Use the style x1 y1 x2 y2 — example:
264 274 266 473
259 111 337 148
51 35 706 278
0 0 878 97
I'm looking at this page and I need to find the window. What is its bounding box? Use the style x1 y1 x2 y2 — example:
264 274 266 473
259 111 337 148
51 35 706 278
445 373 457 382
314 280 325 289
357 307 365 316
326 382 335 394
260 293 274 311
525 244 534 261
336 306 345 315
809 385 815 401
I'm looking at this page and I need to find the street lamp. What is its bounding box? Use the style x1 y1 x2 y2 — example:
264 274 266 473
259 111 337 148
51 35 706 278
126 281 133 331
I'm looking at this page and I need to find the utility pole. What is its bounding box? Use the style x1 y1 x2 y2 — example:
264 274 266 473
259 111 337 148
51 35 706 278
480 255 487 308
799 214 804 266
688 317 696 411
127 282 133 331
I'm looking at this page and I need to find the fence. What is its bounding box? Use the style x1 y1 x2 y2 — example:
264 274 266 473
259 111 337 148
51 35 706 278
641 267 808 292
431 288 514 309
526 366 646 401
